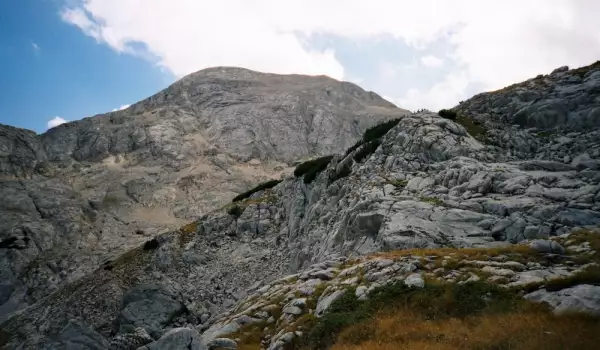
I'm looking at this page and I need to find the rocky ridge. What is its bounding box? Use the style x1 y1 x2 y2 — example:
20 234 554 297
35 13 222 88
0 68 406 323
201 230 600 349
1 62 600 349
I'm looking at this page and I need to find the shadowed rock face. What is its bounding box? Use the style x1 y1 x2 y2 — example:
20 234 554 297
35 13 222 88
0 67 407 324
2 62 600 350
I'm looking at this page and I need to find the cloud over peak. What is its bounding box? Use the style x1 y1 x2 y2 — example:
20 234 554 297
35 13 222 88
60 0 600 110
47 116 67 129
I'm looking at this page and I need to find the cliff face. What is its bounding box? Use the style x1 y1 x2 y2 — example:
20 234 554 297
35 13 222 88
0 67 407 325
2 62 600 350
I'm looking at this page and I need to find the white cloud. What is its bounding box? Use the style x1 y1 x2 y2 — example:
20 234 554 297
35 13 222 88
47 117 67 129
420 55 443 68
112 104 130 112
60 0 600 110
397 72 470 111
31 42 40 53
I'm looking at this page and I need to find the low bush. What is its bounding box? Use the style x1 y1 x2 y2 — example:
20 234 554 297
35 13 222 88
227 205 245 218
344 140 364 156
438 109 458 120
294 155 334 184
142 238 159 250
329 163 353 184
362 119 401 142
232 179 282 202
344 119 401 157
353 139 381 163
387 179 408 189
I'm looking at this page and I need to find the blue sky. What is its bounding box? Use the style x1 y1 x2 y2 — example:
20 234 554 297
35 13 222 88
0 0 172 133
2 0 600 134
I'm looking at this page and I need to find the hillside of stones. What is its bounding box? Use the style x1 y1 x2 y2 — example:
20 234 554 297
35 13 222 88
1 61 599 349
0 68 407 324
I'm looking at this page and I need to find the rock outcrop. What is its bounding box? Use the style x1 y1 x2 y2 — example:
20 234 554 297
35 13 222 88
1 61 600 349
0 68 406 324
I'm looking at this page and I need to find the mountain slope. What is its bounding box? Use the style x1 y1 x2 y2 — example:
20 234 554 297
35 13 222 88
1 61 599 349
0 67 408 324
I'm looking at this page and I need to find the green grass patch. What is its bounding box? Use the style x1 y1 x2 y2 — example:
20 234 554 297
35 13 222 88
221 320 271 350
545 264 600 292
571 60 600 79
232 179 282 202
536 131 552 138
419 196 446 206
387 178 408 189
455 115 488 142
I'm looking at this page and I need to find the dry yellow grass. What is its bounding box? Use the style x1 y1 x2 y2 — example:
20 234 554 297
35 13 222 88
371 245 536 262
332 307 600 350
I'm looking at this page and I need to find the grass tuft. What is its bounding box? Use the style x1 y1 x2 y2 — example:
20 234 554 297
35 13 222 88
545 264 600 292
420 196 446 207
455 115 488 142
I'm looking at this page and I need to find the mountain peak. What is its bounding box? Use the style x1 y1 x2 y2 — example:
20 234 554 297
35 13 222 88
2 61 600 349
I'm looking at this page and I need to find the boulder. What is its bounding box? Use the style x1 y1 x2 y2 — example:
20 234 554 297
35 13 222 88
140 328 205 350
529 240 566 255
207 338 238 349
315 290 346 317
43 319 109 350
117 284 184 337
524 284 600 316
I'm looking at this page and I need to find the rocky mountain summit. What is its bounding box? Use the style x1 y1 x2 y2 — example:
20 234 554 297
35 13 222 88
2 61 600 349
0 68 406 325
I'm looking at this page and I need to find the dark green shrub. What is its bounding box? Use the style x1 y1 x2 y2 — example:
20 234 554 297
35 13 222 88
143 238 159 250
344 119 400 158
353 139 381 163
362 119 401 142
438 109 458 120
344 140 364 156
294 155 334 184
329 162 353 183
232 179 281 202
227 205 244 218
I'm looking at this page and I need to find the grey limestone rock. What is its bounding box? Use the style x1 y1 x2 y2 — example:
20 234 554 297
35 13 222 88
110 328 153 350
207 338 238 349
315 290 346 317
117 284 185 337
42 319 110 350
524 284 600 316
529 240 566 255
140 328 205 350
0 67 407 327
3 62 600 349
